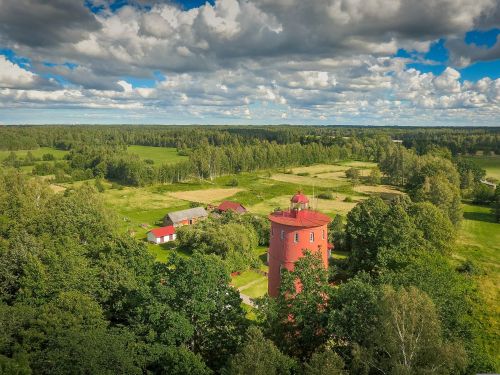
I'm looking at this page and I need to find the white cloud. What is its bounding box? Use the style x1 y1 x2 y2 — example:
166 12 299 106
0 56 36 88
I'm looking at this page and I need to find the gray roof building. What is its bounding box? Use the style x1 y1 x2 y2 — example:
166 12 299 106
163 207 208 226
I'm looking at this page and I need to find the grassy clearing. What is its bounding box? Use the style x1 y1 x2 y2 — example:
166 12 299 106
463 155 500 181
353 185 404 200
0 147 68 160
291 164 348 175
127 145 188 165
168 188 244 204
338 160 378 168
243 278 268 298
231 270 266 289
454 204 500 363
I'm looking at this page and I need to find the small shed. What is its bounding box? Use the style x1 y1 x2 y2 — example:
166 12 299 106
217 201 247 214
147 226 176 244
163 207 208 227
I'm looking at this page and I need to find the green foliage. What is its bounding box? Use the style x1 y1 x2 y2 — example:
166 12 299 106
409 202 455 253
317 191 334 199
42 153 55 161
364 286 467 375
303 349 346 375
159 253 248 370
328 215 345 251
329 274 381 347
259 251 331 360
494 185 500 222
471 183 495 204
367 167 381 185
176 217 259 271
223 327 296 375
149 346 212 375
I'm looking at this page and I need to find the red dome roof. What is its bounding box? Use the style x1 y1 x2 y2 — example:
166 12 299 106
291 192 309 204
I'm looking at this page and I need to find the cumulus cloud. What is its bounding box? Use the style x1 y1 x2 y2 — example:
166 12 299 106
0 0 498 125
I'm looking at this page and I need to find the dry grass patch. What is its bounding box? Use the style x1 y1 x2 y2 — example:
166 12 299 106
270 173 347 188
49 184 66 193
248 194 365 216
104 187 183 210
291 164 348 175
340 161 378 168
354 185 404 199
168 188 244 204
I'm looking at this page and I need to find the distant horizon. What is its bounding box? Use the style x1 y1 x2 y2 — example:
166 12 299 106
0 0 499 126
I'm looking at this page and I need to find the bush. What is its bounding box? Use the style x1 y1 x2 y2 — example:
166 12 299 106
227 178 239 187
144 159 155 165
111 182 124 190
297 172 310 176
344 196 353 202
317 192 334 200
42 153 55 161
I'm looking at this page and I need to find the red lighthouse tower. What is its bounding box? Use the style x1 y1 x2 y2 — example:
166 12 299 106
267 192 332 297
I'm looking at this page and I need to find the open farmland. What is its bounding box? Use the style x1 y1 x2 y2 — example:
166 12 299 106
270 173 349 188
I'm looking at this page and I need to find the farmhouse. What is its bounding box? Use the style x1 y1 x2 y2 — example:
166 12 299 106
217 200 247 214
163 206 208 227
147 226 176 244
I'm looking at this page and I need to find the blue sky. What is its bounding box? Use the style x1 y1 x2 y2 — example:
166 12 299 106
0 0 499 125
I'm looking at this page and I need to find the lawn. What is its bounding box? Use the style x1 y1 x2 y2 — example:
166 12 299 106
127 145 188 165
463 155 500 181
242 278 268 299
454 203 500 364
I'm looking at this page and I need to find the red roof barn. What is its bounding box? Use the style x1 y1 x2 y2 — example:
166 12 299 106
147 226 176 244
217 201 247 214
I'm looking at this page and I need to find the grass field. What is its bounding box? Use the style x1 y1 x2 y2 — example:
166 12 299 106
0 147 68 160
463 155 500 181
455 204 500 364
270 173 349 188
127 145 188 165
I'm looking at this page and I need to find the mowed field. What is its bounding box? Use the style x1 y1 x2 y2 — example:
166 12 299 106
127 145 188 164
464 155 500 181
455 204 500 364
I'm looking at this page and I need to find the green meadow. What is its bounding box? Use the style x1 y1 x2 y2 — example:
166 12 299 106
464 155 500 181
127 145 188 164
0 147 68 161
455 204 500 364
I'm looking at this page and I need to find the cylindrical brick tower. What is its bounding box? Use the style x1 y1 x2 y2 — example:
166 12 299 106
267 192 332 297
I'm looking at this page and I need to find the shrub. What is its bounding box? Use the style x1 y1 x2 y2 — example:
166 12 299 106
344 196 353 202
317 192 334 200
297 172 310 176
227 178 239 187
42 153 55 161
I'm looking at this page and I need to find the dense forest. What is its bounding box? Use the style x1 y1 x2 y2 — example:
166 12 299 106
0 125 499 374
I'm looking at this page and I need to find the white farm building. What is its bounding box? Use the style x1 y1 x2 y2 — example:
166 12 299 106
147 226 176 244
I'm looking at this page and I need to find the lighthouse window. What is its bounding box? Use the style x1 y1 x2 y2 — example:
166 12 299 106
280 230 285 240
294 232 299 243
322 230 325 239
310 232 315 242
271 227 274 237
